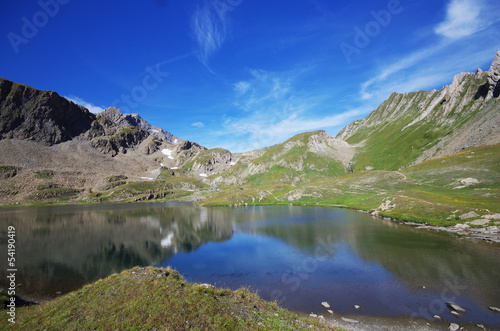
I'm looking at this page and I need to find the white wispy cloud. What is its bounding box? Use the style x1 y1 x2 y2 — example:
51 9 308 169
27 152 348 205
192 122 205 128
65 95 105 114
213 69 369 152
434 0 486 39
234 81 250 96
221 106 370 152
233 69 293 112
191 0 233 67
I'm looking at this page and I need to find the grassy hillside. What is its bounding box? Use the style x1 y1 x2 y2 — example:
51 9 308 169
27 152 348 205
204 145 500 226
212 130 351 188
341 72 496 171
0 267 338 331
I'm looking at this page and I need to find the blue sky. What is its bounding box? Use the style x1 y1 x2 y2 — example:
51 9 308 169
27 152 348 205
1 0 499 152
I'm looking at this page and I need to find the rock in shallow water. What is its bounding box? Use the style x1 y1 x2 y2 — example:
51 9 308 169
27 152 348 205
489 306 500 313
449 323 459 331
447 302 466 312
321 301 330 309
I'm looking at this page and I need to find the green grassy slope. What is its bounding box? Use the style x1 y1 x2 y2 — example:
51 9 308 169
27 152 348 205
213 130 349 188
203 145 500 226
341 73 493 171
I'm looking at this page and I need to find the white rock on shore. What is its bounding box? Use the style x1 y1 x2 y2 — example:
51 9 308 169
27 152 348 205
459 211 479 219
469 219 490 226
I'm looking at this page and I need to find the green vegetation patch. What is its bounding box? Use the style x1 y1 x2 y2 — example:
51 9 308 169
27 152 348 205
27 187 81 202
34 170 54 179
0 267 338 331
0 166 18 179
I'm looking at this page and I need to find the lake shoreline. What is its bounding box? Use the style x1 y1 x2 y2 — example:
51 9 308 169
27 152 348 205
356 209 500 244
2 198 500 244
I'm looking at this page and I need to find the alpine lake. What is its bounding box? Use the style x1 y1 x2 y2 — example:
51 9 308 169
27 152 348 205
1 202 499 329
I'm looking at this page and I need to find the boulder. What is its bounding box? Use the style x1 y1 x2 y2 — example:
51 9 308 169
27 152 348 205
447 302 466 312
469 219 490 226
489 306 500 313
459 211 480 220
454 223 470 230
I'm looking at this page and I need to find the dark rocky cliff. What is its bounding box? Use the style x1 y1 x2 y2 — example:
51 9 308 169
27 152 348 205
0 78 95 145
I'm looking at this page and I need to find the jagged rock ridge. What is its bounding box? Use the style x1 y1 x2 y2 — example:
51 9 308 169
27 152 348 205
101 107 181 144
337 51 500 170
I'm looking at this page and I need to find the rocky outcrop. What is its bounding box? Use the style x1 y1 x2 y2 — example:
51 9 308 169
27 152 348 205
190 148 233 175
0 78 95 145
101 107 181 144
90 127 149 157
175 140 206 153
487 51 500 99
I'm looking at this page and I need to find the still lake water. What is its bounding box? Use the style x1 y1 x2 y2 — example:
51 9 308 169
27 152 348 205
0 202 499 328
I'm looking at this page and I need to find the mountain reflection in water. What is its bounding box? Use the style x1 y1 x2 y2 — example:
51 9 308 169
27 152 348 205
0 202 232 300
1 204 499 328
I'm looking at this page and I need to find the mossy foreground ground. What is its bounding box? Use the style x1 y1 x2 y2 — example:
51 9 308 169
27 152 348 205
0 267 339 331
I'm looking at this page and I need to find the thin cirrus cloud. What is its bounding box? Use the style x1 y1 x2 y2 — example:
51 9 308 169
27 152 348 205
190 1 231 67
220 106 370 152
192 122 205 128
216 69 369 151
64 95 105 114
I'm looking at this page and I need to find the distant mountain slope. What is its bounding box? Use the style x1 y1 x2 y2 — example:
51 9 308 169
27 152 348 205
0 77 95 145
337 51 500 171
101 107 181 144
211 130 355 187
0 77 181 158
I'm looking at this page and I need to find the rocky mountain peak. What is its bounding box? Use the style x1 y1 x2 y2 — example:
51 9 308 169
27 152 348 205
0 77 95 145
101 107 181 144
101 107 123 122
175 140 206 153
